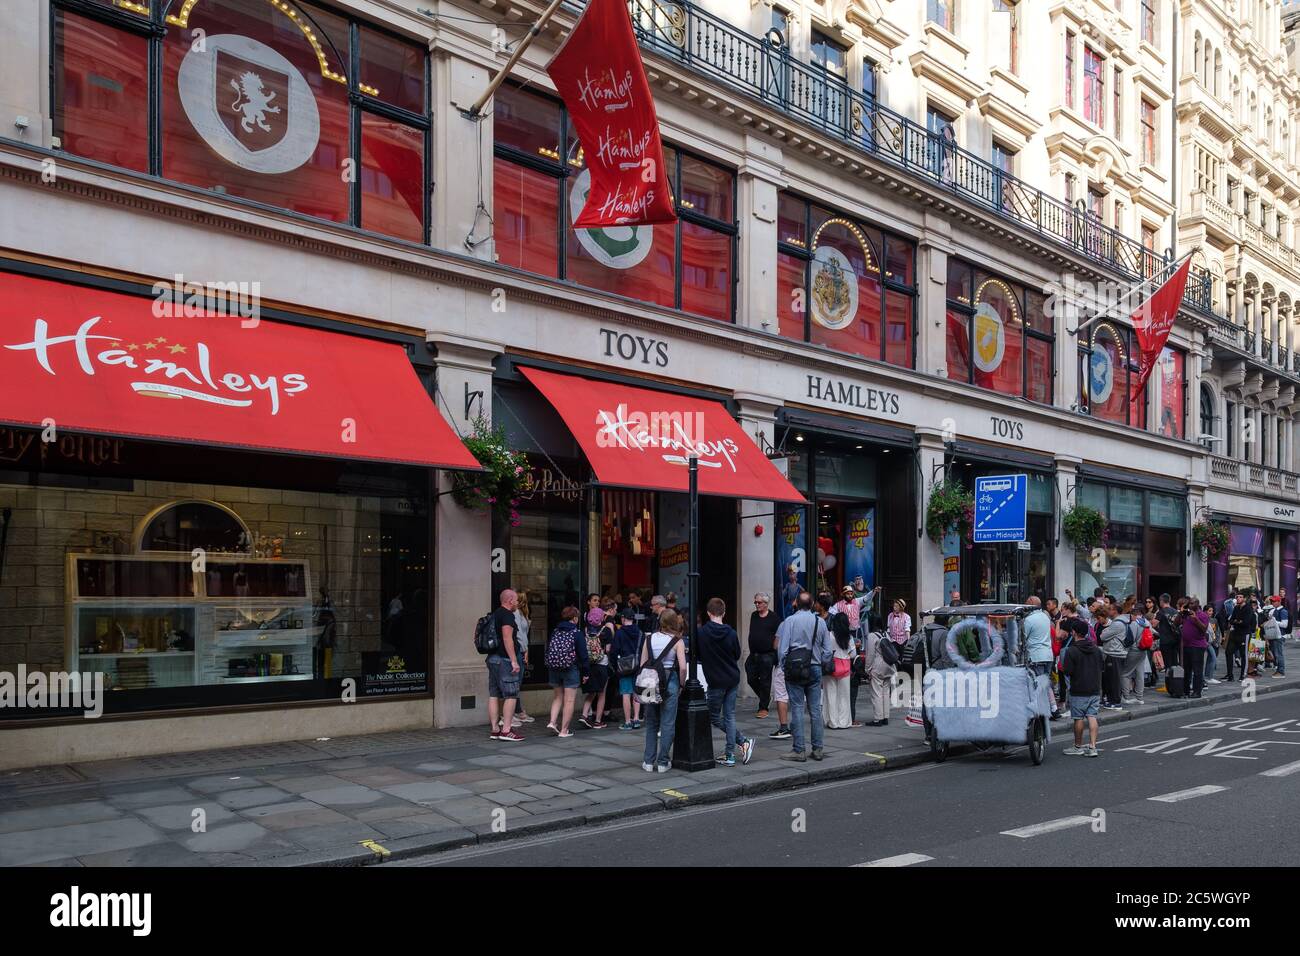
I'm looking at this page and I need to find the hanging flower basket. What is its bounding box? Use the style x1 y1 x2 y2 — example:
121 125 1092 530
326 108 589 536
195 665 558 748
450 417 531 527
1062 504 1107 551
1192 520 1230 559
925 479 975 545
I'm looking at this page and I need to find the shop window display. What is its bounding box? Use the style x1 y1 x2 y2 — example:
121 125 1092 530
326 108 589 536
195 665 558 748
0 436 431 718
493 85 736 322
1073 481 1186 598
53 0 429 241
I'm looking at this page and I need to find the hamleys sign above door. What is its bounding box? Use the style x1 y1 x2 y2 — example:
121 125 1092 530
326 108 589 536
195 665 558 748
0 272 479 470
519 367 804 502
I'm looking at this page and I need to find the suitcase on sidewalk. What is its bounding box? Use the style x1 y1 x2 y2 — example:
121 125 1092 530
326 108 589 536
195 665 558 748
1165 664 1185 698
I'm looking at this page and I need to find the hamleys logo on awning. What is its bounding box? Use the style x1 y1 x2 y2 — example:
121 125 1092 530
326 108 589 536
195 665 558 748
4 317 308 415
594 403 740 472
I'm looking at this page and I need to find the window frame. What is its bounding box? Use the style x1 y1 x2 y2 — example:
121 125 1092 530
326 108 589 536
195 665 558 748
927 0 955 32
1083 45 1105 127
1141 0 1157 46
49 0 432 244
492 82 739 322
1065 30 1076 109
945 258 1055 405
1140 98 1157 166
777 191 918 369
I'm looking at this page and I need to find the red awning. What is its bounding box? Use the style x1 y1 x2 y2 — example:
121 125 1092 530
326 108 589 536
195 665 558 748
520 367 804 503
0 271 480 470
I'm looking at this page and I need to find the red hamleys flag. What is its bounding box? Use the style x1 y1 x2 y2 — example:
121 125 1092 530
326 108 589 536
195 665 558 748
1129 256 1192 402
546 0 677 227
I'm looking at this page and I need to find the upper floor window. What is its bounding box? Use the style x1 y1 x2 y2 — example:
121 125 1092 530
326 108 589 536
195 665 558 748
1113 66 1123 137
946 261 1053 404
53 0 429 242
928 0 955 32
1140 99 1157 165
863 58 878 103
1084 46 1104 126
492 84 736 323
770 5 790 37
1199 385 1217 445
1141 0 1157 45
810 31 847 78
776 193 916 369
1226 400 1237 457
1065 31 1076 109
991 1 1018 74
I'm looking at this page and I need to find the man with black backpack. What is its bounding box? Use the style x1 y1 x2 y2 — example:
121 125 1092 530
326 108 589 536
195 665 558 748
1154 593 1181 694
481 589 524 741
776 592 835 762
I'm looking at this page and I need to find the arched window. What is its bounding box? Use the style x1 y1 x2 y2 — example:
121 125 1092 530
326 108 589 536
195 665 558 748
1200 384 1218 446
136 500 251 554
1214 49 1223 98
1193 33 1203 77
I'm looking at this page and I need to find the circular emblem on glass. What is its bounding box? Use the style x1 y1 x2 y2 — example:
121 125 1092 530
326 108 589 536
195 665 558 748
178 34 321 175
569 168 656 268
810 246 859 330
972 302 1006 373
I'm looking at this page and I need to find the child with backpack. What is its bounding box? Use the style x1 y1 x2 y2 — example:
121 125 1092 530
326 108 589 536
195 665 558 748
579 603 615 729
612 607 644 730
545 606 589 738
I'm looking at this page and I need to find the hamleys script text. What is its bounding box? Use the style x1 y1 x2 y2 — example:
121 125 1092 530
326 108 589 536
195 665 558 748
4 317 307 415
575 67 634 113
595 404 739 471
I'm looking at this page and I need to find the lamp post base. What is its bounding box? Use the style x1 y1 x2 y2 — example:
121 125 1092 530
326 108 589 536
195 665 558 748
672 678 714 772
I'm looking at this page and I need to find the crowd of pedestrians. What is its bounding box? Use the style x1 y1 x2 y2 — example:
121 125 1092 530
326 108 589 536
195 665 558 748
479 582 1290 768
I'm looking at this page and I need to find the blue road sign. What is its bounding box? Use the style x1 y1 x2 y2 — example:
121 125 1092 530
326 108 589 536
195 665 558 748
973 474 1028 543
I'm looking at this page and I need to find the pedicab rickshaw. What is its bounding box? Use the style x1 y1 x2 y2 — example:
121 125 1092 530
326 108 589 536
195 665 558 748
916 604 1054 766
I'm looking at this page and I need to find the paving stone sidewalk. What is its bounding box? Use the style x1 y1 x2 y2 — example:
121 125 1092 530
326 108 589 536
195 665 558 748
1 674 1292 867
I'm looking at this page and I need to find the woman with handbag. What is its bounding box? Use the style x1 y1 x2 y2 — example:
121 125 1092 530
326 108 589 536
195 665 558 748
819 592 856 729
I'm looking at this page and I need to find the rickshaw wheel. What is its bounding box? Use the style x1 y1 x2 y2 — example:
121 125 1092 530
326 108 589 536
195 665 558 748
1029 717 1046 766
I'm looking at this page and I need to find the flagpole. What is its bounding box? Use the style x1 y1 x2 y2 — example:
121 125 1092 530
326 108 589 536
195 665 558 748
1069 249 1196 338
462 0 567 119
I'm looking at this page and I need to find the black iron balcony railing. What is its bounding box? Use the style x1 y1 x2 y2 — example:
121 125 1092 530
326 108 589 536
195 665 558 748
1243 329 1258 352
1279 345 1290 369
620 0 1216 315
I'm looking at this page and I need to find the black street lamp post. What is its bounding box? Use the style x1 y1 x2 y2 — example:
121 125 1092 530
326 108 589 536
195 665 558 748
673 454 714 771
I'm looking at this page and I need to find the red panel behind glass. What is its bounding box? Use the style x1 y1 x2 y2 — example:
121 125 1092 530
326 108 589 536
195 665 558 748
55 13 150 173
493 158 560 277
679 222 732 321
361 114 424 241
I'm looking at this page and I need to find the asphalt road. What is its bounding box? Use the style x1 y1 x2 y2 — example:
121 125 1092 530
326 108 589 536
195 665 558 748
403 689 1300 868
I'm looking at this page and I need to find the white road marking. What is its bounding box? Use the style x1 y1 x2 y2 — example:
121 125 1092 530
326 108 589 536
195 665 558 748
1260 758 1300 777
1000 815 1094 839
1148 784 1228 803
854 853 933 867
1094 734 1130 749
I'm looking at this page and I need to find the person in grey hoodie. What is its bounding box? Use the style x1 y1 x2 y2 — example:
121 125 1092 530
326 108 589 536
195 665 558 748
1096 604 1128 711
699 597 753 766
1117 597 1147 705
